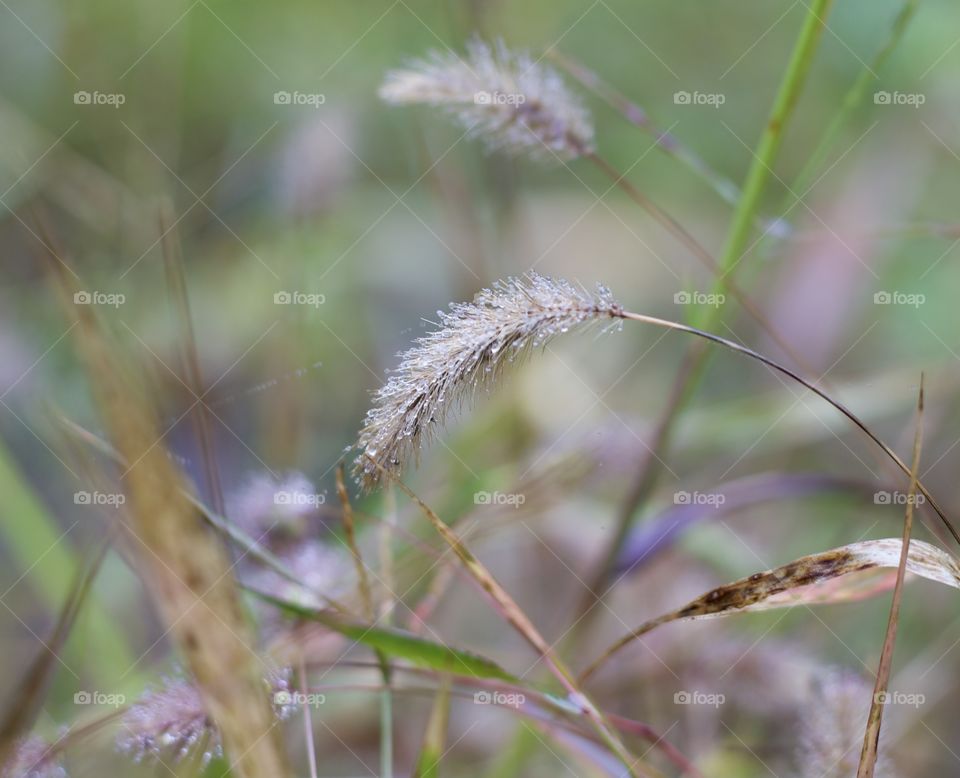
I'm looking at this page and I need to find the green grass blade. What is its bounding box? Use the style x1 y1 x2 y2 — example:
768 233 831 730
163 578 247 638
252 589 519 682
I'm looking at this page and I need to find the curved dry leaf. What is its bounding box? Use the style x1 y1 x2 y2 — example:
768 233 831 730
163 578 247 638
580 539 959 683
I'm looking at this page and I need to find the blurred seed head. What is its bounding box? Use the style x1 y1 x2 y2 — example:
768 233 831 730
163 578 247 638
117 672 292 766
117 676 216 765
2 737 66 778
797 668 894 777
380 37 594 161
228 471 319 541
354 273 622 490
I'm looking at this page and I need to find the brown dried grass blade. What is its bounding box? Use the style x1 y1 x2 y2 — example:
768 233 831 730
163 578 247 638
57 413 347 613
337 463 374 619
580 535 958 684
371 462 653 778
857 376 924 777
45 256 288 776
159 207 226 518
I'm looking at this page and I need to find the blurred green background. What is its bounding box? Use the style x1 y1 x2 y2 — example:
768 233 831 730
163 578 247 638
3 0 960 775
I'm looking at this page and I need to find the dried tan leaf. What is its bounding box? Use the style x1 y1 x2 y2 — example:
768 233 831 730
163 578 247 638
580 538 959 683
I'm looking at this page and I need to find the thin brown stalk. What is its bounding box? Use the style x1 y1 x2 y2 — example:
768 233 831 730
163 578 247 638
371 460 652 778
857 377 924 777
617 310 959 547
160 206 226 518
337 463 374 618
550 49 742 214
587 151 819 378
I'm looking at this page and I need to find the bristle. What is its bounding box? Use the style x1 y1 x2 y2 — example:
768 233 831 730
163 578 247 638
380 38 594 161
353 273 622 490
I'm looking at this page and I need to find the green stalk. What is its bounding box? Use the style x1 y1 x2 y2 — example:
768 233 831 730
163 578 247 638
706 0 835 317
759 0 918 259
379 486 397 778
591 0 835 604
787 0 917 203
505 7 837 775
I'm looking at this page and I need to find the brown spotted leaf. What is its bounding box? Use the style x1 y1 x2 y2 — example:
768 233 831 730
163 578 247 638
580 538 960 683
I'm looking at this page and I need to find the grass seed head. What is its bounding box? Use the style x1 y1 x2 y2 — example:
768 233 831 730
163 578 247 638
354 273 622 490
380 37 594 161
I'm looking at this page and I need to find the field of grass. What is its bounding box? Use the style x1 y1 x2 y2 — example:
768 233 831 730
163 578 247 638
3 1 960 776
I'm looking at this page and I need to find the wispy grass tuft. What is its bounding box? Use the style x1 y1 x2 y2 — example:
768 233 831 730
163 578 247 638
380 38 594 160
354 273 622 489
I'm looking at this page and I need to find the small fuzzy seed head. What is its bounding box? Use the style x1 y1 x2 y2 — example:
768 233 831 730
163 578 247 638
354 273 622 490
797 669 894 777
2 737 66 778
379 38 594 161
117 672 292 766
117 677 216 765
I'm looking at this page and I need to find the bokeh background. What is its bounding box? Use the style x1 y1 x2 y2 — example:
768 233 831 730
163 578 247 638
2 0 960 775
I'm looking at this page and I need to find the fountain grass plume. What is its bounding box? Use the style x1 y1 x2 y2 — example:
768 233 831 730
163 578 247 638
353 274 622 489
379 37 594 161
352 273 960 553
